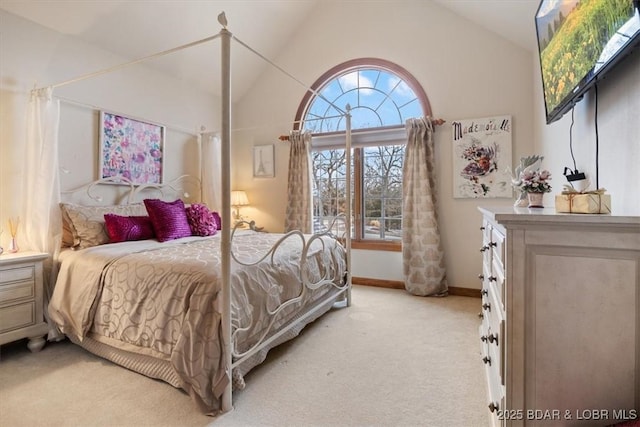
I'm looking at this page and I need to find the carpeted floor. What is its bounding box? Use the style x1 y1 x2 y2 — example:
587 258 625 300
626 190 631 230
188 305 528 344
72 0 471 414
0 285 488 427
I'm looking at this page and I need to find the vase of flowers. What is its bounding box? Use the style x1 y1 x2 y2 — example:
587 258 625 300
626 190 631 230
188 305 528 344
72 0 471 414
508 155 545 207
520 169 552 208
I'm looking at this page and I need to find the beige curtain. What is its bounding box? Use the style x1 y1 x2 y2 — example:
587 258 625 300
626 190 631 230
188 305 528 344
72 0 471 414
402 117 448 296
284 130 312 233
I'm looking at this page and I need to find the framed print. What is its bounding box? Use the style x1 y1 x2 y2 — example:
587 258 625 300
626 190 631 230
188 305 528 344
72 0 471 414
99 111 165 185
253 144 274 178
451 115 512 198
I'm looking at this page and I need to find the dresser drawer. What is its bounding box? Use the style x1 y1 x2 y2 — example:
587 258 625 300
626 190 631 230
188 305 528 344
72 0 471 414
491 227 505 270
491 258 506 309
0 302 35 333
0 265 35 285
0 280 35 305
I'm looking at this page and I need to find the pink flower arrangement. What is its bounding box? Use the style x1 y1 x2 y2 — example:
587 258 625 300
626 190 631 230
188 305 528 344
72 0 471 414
519 169 552 193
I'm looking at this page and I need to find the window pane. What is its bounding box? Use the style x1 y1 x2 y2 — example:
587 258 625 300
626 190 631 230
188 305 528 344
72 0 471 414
362 145 404 240
312 149 347 231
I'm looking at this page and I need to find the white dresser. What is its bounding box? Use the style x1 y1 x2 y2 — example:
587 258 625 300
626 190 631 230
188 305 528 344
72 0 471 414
478 207 640 426
0 251 49 352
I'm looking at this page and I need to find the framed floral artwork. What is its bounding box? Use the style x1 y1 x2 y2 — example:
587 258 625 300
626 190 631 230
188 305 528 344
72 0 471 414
451 115 512 198
99 111 165 185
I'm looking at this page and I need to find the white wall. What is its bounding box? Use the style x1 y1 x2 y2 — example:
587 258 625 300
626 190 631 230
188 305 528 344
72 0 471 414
0 10 219 249
533 46 640 213
232 1 535 287
10 3 634 291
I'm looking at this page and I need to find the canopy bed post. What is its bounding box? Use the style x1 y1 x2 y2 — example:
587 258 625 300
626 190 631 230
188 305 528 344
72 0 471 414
345 104 352 307
219 23 233 413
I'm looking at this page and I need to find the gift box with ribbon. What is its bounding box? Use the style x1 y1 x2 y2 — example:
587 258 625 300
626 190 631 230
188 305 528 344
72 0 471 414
555 187 611 214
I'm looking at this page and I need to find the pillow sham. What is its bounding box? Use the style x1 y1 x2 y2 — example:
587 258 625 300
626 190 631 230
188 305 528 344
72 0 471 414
104 214 155 243
143 198 192 242
185 203 218 236
60 203 147 249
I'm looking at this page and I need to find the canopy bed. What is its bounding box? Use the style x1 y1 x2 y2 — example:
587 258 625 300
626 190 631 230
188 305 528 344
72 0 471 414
28 13 354 415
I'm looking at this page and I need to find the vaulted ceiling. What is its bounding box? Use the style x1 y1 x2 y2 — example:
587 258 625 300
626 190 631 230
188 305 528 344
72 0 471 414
0 0 540 100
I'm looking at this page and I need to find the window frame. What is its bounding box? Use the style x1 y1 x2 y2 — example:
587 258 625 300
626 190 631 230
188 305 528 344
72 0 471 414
297 59 432 251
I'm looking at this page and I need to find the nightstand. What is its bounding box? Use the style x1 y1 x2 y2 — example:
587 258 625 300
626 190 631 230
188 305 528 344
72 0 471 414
0 251 49 352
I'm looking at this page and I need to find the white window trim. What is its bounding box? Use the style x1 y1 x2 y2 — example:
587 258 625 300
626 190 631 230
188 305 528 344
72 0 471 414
310 126 407 150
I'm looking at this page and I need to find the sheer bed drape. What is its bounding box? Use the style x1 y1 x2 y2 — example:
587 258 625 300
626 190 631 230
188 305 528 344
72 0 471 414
402 117 447 296
201 132 222 212
22 87 64 340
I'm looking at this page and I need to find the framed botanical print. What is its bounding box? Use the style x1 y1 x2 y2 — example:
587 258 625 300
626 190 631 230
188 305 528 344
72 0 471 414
253 144 274 178
99 111 165 185
451 115 512 198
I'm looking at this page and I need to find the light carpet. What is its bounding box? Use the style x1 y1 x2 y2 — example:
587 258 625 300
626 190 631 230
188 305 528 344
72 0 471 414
0 285 488 427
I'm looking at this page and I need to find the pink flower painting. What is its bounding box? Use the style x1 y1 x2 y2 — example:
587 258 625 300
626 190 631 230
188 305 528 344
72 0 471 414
100 112 164 184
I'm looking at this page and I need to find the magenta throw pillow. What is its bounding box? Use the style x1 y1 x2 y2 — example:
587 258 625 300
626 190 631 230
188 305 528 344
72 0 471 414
104 214 155 243
186 203 218 236
143 199 192 242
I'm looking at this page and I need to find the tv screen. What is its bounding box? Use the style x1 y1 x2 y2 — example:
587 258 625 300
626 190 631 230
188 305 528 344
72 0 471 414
536 0 640 124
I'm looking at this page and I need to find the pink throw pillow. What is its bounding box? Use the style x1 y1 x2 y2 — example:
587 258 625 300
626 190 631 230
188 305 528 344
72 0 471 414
143 199 192 242
104 214 155 243
186 203 218 236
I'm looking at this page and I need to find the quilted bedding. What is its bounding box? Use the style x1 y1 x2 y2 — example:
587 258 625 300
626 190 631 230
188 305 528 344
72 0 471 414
49 230 347 414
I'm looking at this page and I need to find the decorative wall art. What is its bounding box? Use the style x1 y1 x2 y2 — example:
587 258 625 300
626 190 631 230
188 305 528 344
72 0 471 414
253 144 274 178
451 115 512 198
100 111 165 185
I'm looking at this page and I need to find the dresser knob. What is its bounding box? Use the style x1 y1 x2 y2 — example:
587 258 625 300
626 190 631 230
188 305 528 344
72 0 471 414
481 289 488 296
489 276 497 282
488 402 499 413
481 335 488 342
480 226 486 231
477 312 484 320
489 242 497 247
482 303 491 311
478 274 484 280
488 333 499 345
482 356 492 365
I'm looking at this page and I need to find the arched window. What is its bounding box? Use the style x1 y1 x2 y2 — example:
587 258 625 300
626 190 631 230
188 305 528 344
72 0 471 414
295 59 431 251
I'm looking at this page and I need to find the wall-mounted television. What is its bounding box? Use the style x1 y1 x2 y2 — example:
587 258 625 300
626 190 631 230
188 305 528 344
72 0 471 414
536 0 640 124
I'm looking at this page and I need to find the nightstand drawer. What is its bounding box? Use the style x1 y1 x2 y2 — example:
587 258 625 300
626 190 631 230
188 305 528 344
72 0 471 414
0 280 35 305
0 265 35 284
0 302 35 333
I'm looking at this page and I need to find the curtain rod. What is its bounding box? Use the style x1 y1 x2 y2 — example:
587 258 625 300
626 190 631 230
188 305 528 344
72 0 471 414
38 33 221 91
277 118 446 141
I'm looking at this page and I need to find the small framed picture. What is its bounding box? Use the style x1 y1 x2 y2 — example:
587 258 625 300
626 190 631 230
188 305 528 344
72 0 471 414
99 111 165 185
253 144 274 178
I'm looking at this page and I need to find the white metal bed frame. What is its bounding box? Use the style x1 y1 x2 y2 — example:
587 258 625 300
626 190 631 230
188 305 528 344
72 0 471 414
49 12 354 414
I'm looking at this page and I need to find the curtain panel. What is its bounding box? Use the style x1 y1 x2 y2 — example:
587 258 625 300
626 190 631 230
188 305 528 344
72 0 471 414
284 131 312 233
201 132 222 212
402 117 447 296
22 87 64 340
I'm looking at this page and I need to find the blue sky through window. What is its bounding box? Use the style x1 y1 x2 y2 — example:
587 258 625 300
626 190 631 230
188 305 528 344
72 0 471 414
303 68 421 133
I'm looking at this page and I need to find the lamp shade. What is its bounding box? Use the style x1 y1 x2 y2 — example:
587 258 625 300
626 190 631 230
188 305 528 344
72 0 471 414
230 190 249 206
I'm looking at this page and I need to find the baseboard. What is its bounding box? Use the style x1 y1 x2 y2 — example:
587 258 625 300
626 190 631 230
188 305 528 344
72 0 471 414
352 276 480 298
